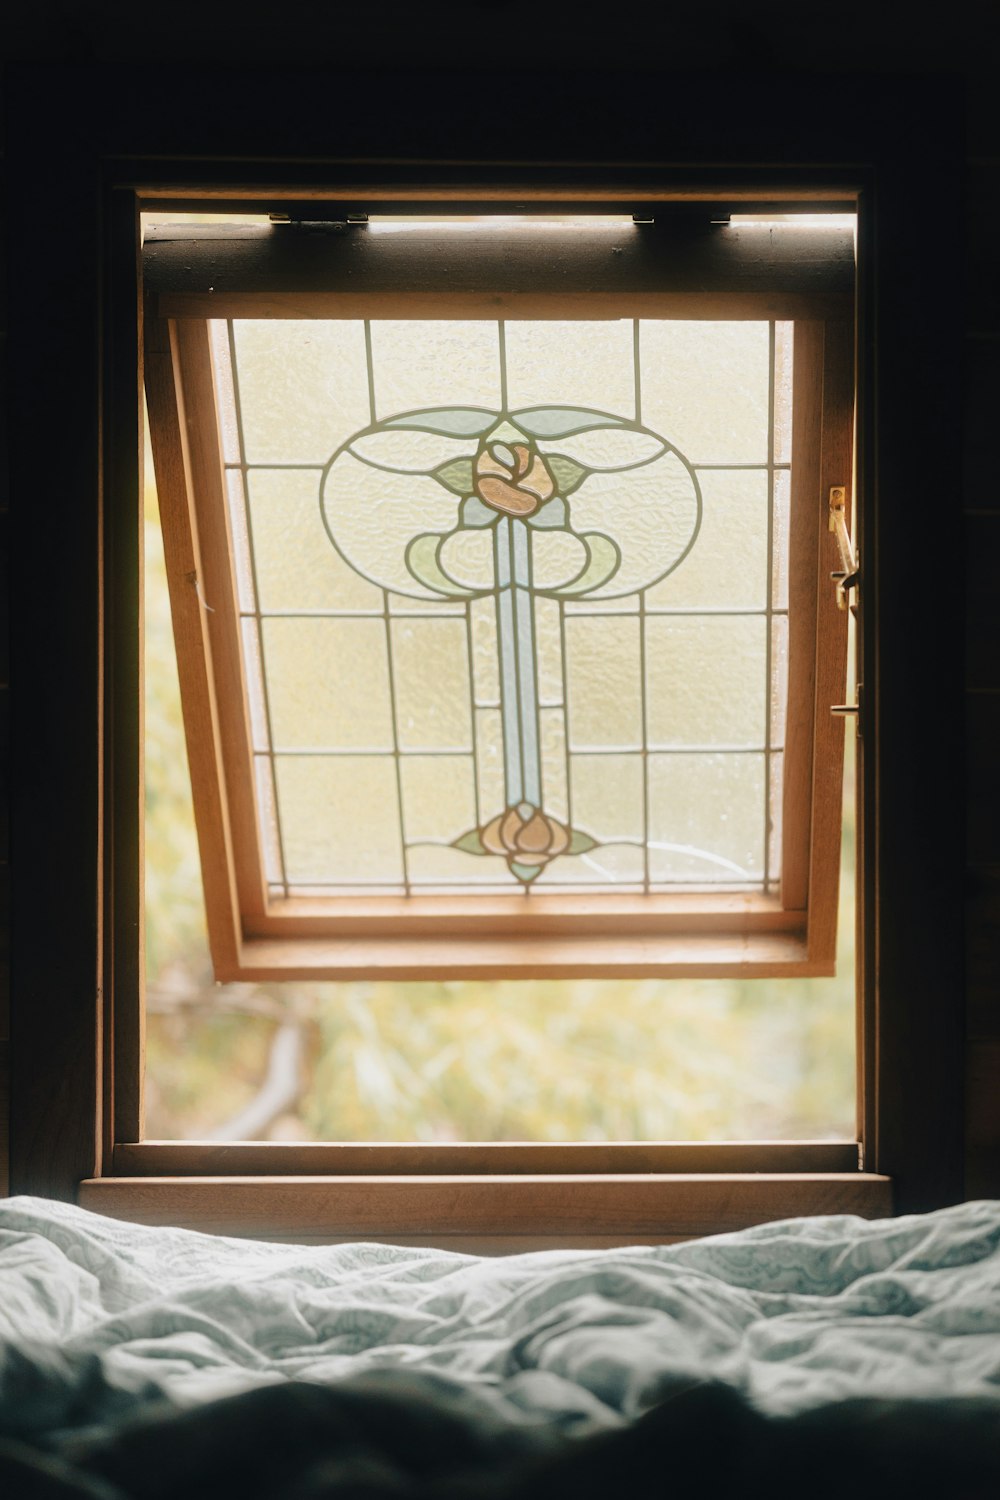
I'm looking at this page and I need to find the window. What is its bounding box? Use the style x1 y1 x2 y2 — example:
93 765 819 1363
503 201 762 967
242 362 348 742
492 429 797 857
144 212 855 983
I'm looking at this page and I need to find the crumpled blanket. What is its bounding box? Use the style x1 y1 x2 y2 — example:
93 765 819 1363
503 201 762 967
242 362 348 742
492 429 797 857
1 1195 999 1496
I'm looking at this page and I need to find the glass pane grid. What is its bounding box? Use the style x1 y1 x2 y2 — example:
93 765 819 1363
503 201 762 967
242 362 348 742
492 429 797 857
211 315 791 900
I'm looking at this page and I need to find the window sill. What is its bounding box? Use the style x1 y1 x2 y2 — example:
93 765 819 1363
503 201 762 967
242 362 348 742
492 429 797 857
78 1171 893 1249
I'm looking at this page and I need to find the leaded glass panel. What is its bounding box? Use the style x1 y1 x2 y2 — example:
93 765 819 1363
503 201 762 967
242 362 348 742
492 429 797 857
213 317 792 896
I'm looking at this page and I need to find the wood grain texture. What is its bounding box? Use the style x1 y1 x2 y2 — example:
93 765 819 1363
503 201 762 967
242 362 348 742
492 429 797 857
114 1140 860 1176
143 315 243 977
79 1173 893 1245
172 319 267 927
143 222 855 303
806 319 854 967
230 929 819 981
781 322 824 915
108 189 145 1149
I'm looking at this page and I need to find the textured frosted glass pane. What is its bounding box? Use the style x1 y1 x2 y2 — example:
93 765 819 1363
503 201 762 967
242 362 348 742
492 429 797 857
253 754 283 884
406 845 510 885
209 321 240 464
399 755 476 844
565 453 701 599
774 321 794 465
226 471 255 613
537 426 663 469
535 597 563 706
570 753 644 843
469 598 500 705
504 320 635 416
233 321 370 464
564 597 638 615
768 750 784 886
263 618 393 750
770 614 789 749
276 755 402 883
475 708 505 815
249 469 383 613
648 753 765 882
640 321 770 464
645 470 768 611
369 321 501 419
565 615 642 750
350 429 476 471
388 595 463 615
241 619 269 751
391 618 472 751
534 844 643 887
645 616 766 748
772 469 790 610
438 528 495 590
539 707 568 822
322 452 458 600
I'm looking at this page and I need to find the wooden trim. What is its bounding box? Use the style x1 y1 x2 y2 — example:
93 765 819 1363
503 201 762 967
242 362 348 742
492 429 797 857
230 929 819 982
79 1173 893 1246
158 291 853 322
254 889 801 936
781 322 824 914
172 319 268 926
114 1141 860 1175
806 319 854 964
109 189 146 1148
142 185 859 206
143 316 244 975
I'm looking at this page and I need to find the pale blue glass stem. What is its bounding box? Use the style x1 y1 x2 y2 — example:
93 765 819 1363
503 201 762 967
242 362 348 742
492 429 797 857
494 516 542 810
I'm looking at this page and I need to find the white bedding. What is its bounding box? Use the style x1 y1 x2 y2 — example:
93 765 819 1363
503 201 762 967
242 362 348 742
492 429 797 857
2 1195 999 1445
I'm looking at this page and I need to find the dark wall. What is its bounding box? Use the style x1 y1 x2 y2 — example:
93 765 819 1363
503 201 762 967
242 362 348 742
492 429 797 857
1 2 998 1200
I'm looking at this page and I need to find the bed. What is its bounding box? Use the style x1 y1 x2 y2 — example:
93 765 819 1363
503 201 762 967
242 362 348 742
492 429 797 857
1 1194 998 1497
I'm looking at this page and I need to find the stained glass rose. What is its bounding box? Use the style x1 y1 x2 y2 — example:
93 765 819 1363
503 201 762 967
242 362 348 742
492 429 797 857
474 441 555 517
481 802 571 876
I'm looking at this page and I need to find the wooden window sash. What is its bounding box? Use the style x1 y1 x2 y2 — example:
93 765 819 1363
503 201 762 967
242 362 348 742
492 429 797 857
144 229 854 983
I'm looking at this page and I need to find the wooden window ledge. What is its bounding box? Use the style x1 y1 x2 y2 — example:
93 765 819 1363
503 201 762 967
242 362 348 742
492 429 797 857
79 1173 893 1251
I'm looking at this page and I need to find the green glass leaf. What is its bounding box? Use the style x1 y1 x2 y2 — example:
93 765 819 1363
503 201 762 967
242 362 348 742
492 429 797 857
514 407 626 439
435 458 475 495
459 495 498 528
568 830 597 854
384 408 497 437
546 456 587 495
405 533 473 597
453 829 487 854
559 532 621 595
527 496 568 530
510 861 543 882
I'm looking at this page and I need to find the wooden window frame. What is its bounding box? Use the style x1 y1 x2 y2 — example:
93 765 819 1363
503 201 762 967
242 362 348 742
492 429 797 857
144 223 854 983
6 68 965 1243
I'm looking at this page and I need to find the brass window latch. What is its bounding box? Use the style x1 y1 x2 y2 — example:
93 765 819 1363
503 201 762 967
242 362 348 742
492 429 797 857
832 683 863 738
829 485 859 611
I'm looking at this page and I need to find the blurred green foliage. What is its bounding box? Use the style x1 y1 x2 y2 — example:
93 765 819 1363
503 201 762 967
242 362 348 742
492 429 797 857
143 443 855 1143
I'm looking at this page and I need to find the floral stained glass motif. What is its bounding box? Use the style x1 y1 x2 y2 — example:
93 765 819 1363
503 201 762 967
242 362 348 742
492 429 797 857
214 318 790 897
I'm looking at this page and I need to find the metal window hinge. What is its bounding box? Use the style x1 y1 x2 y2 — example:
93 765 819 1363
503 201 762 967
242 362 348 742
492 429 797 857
829 485 859 612
831 682 863 738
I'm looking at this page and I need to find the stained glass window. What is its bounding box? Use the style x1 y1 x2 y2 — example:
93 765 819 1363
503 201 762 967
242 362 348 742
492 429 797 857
209 316 794 898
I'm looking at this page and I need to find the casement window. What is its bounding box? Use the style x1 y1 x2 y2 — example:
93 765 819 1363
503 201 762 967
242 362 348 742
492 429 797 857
144 212 855 984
